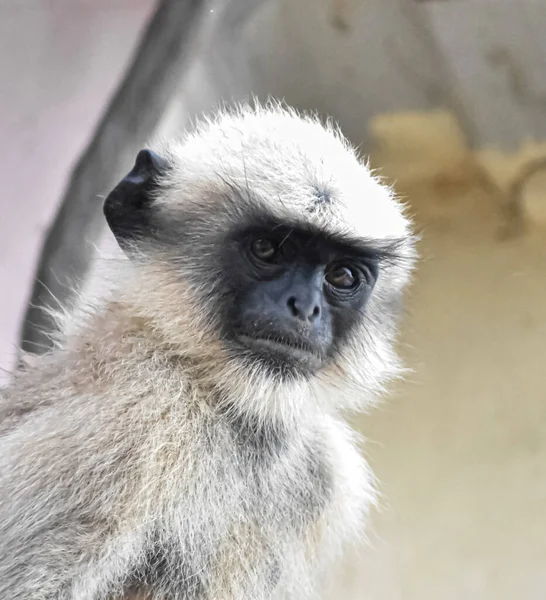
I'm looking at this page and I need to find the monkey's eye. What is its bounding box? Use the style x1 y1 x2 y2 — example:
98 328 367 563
325 265 359 289
250 237 278 262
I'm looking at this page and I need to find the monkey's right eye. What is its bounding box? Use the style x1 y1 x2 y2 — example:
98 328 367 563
250 238 278 262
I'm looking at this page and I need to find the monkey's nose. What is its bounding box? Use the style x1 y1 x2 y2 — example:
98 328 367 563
286 293 321 323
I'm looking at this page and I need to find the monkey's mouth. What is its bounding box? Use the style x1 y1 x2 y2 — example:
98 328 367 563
235 334 324 370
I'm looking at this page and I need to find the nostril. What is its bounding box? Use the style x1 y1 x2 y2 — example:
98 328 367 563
311 305 320 320
287 296 298 317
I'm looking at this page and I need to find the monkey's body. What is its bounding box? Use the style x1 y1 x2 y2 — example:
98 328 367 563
0 103 415 599
0 303 369 599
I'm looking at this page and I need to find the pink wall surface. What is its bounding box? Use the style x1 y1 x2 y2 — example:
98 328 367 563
0 0 156 383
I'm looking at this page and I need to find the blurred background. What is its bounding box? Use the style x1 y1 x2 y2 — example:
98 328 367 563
1 0 546 598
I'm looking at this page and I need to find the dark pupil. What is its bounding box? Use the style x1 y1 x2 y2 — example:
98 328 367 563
251 238 277 260
326 266 356 288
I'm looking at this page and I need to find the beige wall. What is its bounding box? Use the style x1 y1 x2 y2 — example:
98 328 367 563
324 117 546 600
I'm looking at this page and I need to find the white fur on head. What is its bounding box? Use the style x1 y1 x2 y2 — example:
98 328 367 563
158 101 412 243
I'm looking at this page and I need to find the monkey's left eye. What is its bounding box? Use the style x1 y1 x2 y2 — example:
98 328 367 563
250 238 278 262
325 265 360 289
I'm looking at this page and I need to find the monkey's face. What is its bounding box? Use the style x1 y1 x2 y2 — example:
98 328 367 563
103 105 416 396
217 220 378 377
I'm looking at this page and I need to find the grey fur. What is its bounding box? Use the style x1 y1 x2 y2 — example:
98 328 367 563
0 102 416 599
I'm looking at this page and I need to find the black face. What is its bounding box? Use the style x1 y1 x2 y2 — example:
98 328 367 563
219 223 378 377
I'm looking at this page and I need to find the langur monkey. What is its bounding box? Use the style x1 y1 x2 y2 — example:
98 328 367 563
0 103 416 599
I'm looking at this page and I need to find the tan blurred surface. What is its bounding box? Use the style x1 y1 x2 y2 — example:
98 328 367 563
322 113 546 600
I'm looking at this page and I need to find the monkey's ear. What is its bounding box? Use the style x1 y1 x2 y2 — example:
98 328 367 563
103 149 170 251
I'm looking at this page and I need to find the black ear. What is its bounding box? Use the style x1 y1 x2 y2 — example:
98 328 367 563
103 149 170 250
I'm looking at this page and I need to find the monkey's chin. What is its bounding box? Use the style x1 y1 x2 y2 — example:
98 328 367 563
235 334 325 376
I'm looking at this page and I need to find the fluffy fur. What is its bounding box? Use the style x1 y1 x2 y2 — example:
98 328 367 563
0 102 416 599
